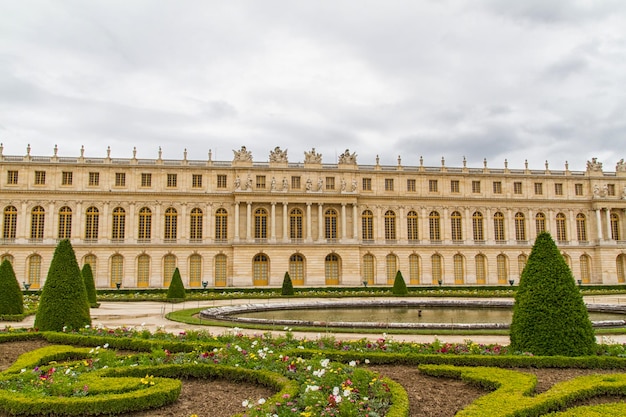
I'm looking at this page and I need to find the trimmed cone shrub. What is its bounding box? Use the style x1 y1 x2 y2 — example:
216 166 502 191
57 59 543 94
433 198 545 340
392 270 408 295
166 268 186 300
281 272 294 296
81 263 99 308
34 239 91 331
0 259 24 315
510 232 596 356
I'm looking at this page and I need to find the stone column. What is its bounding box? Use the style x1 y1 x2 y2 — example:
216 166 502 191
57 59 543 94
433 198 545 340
595 208 603 241
154 203 162 243
270 202 276 242
568 209 576 243
75 201 83 241
353 204 358 241
234 202 240 241
206 203 213 243
46 201 56 242
306 203 312 242
102 203 109 242
180 203 187 240
318 203 324 241
282 202 289 242
246 202 252 241
507 208 514 243
377 205 383 242
605 208 612 240
127 203 135 241
464 207 471 243
341 203 347 241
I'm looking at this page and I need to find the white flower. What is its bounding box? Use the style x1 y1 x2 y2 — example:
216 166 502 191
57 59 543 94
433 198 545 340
103 343 109 349
20 369 26 373
320 359 330 368
313 368 325 378
333 386 340 396
258 398 266 405
349 360 356 367
305 385 320 392
365 359 370 364
343 389 351 397
242 400 249 407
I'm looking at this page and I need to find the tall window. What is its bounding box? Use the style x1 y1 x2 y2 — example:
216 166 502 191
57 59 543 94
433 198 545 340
493 212 505 242
554 183 563 196
453 254 464 284
407 179 416 192
326 177 335 190
429 180 438 192
289 254 305 285
475 254 486 285
384 178 394 191
409 254 420 284
472 211 484 241
217 174 227 189
556 213 567 241
535 212 546 235
34 170 46 185
386 254 398 284
111 207 126 240
3 206 17 239
429 211 441 241
450 180 460 193
85 207 99 240
61 171 73 185
253 254 269 286
575 183 583 196
88 172 99 186
164 208 178 240
254 208 268 240
189 254 202 287
450 211 462 241
215 208 228 240
138 207 152 241
407 211 418 241
115 172 125 187
384 210 396 241
497 254 508 284
192 174 202 188
290 208 303 240
190 208 203 241
110 254 123 288
576 213 587 242
28 254 42 289
362 178 372 191
610 213 620 240
58 206 72 239
141 173 152 187
617 254 626 284
163 254 176 286
514 212 526 241
31 206 45 240
256 175 266 189
518 254 528 279
580 255 591 284
215 254 227 286
167 173 177 188
325 254 340 285
7 170 18 185
362 254 375 285
431 254 442 284
472 180 481 193
362 210 374 241
513 182 522 195
493 181 502 194
137 254 150 288
325 209 337 240
291 176 301 189
534 183 543 195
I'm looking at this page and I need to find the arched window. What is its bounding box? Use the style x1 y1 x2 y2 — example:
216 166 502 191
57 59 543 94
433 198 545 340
386 253 398 284
362 254 375 285
189 254 202 287
472 211 484 241
164 207 178 242
409 254 420 284
580 254 591 284
214 254 227 287
450 211 462 241
556 213 567 241
325 209 337 240
137 254 150 288
407 211 419 241
31 206 45 240
163 254 177 286
215 208 228 241
384 210 396 241
3 206 17 240
1 254 14 265
85 207 99 241
254 208 268 240
611 213 620 241
111 207 125 241
617 254 626 284
253 253 269 286
289 254 305 285
189 208 203 241
475 254 486 285
496 254 508 284
576 213 587 242
290 208 303 240
493 212 505 242
453 254 464 284
361 210 373 241
431 254 442 284
535 212 546 235
28 254 42 289
325 253 340 285
83 254 97 278
110 254 123 288
58 206 72 239
429 211 441 241
138 207 152 241
518 254 528 279
514 212 526 241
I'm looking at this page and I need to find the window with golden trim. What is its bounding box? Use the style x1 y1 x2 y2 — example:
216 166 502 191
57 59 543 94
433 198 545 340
167 173 177 188
611 213 620 240
429 211 441 241
7 170 18 185
407 210 418 241
384 210 396 241
385 178 394 191
215 208 228 240
325 253 340 285
580 255 591 283
514 212 526 241
58 206 72 239
164 207 178 241
428 180 438 192
362 254 375 285
137 254 150 288
325 209 337 240
3 206 17 239
450 211 462 241
28 254 42 288
362 210 373 240
85 207 99 240
141 173 152 187
138 207 152 240
88 172 99 186
189 254 202 287
535 212 546 235
61 171 73 186
431 254 442 284
192 174 202 188
289 208 303 240
513 182 522 195
497 254 508 284
115 172 125 187
111 207 126 240
407 179 416 192
493 212 505 242
163 254 176 286
576 213 587 242
215 254 227 286
409 254 420 284
475 254 486 284
190 208 203 241
253 253 269 285
386 254 397 284
472 211 484 241
34 171 46 185
556 213 567 241
254 208 268 239
362 178 372 191
450 180 460 193
217 174 227 189
289 254 305 285
518 254 527 278
110 254 123 288
453 254 464 284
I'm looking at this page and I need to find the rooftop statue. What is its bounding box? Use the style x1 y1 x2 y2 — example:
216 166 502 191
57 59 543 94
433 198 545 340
616 158 626 172
338 149 357 164
304 148 322 164
586 157 602 172
233 146 252 162
269 146 288 163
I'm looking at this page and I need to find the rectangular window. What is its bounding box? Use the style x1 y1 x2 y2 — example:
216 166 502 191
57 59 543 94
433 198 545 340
429 179 438 192
256 175 266 189
7 170 18 185
291 176 301 189
115 172 125 187
326 177 335 190
407 179 416 192
61 171 73 185
575 183 583 196
167 173 177 188
192 174 202 188
555 183 563 196
362 178 372 191
88 172 99 186
385 178 394 191
608 184 616 196
472 180 481 193
492 181 502 194
217 174 227 189
450 180 460 193
513 182 522 195
534 182 543 195
141 173 152 187
34 170 46 185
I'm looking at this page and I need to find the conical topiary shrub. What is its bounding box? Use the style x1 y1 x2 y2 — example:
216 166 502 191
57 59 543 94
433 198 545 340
392 270 408 296
166 267 186 301
0 259 24 315
281 271 294 296
510 232 596 356
81 263 99 308
34 240 91 331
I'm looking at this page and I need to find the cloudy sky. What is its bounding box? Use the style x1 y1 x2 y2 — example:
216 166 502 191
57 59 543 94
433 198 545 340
1 1 625 171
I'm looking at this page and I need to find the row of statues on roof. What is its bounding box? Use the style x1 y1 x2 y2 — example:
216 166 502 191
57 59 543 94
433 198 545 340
233 146 357 165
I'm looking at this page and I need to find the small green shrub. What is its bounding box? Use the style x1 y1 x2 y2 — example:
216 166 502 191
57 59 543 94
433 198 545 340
166 268 186 301
281 271 294 296
81 264 99 308
0 259 23 315
392 270 408 296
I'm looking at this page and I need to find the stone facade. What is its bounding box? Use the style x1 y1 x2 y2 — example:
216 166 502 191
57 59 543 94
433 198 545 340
1 144 626 289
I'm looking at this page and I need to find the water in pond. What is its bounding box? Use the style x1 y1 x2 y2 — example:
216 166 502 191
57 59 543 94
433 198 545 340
233 307 623 324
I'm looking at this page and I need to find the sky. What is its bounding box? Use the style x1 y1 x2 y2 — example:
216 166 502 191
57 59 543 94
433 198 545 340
1 0 626 171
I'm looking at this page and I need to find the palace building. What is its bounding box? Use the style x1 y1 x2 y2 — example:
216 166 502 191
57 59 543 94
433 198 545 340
1 143 626 289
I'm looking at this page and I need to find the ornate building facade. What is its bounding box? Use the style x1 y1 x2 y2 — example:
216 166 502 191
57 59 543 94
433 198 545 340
1 143 626 289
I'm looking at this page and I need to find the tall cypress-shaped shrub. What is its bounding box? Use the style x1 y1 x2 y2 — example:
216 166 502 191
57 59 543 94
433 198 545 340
510 232 596 356
34 240 91 331
392 270 408 295
166 268 186 300
281 271 294 296
0 260 24 315
81 263 99 308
